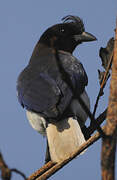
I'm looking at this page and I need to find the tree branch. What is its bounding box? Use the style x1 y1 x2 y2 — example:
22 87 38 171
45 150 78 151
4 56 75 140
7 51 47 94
0 152 11 180
0 152 27 180
101 20 117 180
28 161 55 180
11 169 27 180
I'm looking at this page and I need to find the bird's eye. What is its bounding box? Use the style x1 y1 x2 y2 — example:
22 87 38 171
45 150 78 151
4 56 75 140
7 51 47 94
60 28 65 33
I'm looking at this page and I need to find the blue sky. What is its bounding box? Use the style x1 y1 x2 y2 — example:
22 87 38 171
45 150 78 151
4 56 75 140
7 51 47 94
0 0 116 179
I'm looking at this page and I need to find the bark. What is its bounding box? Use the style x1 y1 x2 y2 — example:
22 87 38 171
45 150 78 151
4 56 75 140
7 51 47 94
101 21 117 180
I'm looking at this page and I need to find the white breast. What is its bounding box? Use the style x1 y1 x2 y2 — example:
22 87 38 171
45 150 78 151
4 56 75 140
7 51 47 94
26 110 46 136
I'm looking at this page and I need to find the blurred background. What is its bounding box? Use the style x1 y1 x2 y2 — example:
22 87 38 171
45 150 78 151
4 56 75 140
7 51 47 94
0 0 116 179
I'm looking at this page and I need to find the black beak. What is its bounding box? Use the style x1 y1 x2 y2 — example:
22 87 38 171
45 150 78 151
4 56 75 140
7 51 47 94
74 32 97 42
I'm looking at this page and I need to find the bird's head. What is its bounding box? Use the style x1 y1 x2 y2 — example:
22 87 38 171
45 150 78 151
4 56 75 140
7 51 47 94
39 15 97 53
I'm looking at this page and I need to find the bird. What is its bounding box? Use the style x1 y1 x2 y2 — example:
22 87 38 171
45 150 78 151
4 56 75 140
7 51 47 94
17 15 97 163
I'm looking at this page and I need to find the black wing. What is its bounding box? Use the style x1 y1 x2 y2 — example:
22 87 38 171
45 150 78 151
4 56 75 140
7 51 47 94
17 51 88 119
17 66 63 117
59 51 88 94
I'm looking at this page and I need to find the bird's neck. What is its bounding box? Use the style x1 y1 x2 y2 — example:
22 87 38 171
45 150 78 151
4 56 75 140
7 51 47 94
29 42 53 64
30 41 73 61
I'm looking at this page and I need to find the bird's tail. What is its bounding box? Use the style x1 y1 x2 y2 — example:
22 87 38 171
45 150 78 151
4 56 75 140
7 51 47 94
46 117 86 163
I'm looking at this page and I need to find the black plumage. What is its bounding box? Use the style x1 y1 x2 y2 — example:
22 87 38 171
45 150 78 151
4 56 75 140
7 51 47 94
17 15 96 121
17 15 97 163
17 49 87 118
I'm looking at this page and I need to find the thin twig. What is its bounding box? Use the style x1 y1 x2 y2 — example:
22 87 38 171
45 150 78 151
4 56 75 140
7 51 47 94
77 95 106 137
101 19 117 180
11 168 27 180
93 52 113 117
88 108 107 135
